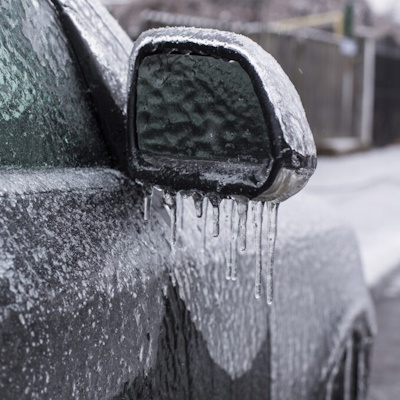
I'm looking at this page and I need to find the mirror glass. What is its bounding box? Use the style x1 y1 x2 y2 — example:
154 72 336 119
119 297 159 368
136 54 271 164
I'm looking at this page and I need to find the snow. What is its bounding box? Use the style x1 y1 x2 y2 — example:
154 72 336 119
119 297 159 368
303 145 400 287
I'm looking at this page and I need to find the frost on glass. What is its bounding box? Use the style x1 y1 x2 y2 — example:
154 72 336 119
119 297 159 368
136 54 271 163
0 0 109 168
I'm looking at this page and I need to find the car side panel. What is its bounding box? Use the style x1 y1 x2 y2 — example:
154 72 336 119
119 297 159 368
0 169 270 399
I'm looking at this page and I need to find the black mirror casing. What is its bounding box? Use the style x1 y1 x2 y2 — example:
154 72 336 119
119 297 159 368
127 28 316 202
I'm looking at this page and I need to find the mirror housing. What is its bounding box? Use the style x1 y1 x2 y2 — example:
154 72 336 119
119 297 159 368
127 28 316 203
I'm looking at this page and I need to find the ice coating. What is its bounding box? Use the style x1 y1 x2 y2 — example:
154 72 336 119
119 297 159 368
52 0 132 112
0 2 375 397
142 185 153 221
167 191 376 384
209 196 221 238
192 192 204 218
179 194 185 229
0 169 169 399
142 186 280 301
236 200 248 252
163 192 177 245
254 202 264 299
51 0 133 168
227 200 237 281
0 168 124 196
212 204 220 237
142 187 277 299
202 198 209 252
266 202 279 305
0 168 376 397
269 195 376 400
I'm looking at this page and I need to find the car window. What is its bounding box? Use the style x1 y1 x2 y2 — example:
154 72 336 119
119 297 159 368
0 0 110 169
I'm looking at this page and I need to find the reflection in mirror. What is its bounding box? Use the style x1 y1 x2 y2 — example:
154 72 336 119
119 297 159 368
136 53 271 164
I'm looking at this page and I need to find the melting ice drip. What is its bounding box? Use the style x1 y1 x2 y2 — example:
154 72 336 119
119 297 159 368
141 185 279 304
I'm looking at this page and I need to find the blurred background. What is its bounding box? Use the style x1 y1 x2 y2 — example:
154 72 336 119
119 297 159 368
102 0 400 152
100 0 400 398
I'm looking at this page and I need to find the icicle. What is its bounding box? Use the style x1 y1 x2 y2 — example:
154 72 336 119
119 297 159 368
192 192 203 218
163 192 177 246
236 200 248 251
224 199 230 223
209 196 221 237
142 185 153 221
212 205 220 237
254 202 264 299
266 202 279 305
231 202 238 281
202 198 209 252
251 201 257 226
226 200 236 280
344 337 354 400
180 194 184 230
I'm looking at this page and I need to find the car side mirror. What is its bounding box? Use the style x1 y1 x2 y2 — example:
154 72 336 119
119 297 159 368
127 28 317 302
127 28 316 207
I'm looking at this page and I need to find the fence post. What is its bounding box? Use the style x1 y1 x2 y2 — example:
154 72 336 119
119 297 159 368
341 57 355 137
360 37 376 147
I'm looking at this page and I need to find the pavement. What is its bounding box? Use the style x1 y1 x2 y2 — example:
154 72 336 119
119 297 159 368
303 144 400 400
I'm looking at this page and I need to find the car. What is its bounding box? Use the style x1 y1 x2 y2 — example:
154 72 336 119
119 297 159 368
0 0 376 399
